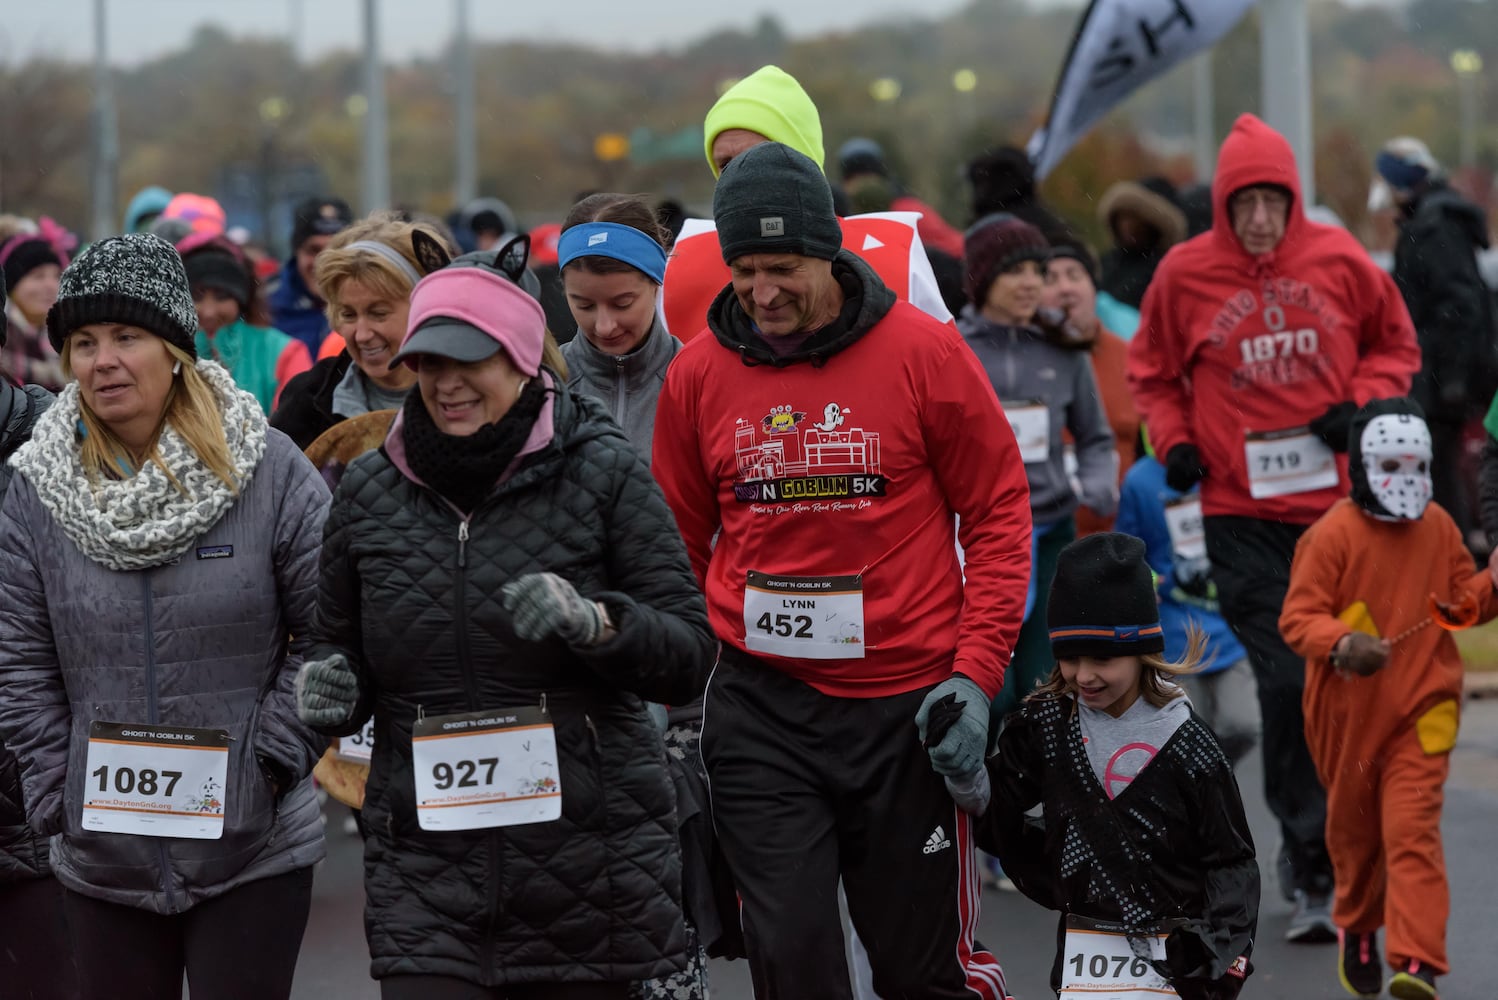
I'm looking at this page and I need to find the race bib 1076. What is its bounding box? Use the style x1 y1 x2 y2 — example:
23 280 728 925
1060 915 1178 999
82 721 230 840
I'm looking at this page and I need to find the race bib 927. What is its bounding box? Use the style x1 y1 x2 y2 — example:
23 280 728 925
411 706 562 831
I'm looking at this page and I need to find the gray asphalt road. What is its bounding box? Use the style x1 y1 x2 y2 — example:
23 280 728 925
291 698 1498 1000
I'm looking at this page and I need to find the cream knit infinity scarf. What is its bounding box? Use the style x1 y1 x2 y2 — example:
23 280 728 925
10 360 267 572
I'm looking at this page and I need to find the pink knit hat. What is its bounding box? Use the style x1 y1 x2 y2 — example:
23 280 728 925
391 267 546 376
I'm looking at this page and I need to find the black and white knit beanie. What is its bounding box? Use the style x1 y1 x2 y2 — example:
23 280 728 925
1047 532 1165 660
46 233 199 358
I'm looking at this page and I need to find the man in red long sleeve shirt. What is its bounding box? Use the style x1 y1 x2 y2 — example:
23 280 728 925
653 142 1030 999
1127 114 1419 943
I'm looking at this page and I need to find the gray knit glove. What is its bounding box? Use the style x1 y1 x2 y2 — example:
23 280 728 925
502 572 607 646
915 675 991 777
295 653 360 728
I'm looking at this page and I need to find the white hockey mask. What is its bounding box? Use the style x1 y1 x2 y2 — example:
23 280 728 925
1358 413 1432 521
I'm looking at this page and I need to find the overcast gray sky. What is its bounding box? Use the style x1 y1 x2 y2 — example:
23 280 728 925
0 0 1407 67
0 0 994 65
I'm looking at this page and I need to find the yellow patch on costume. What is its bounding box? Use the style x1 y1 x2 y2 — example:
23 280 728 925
1338 601 1380 639
1416 699 1460 756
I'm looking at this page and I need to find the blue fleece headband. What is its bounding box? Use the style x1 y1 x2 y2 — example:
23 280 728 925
556 222 667 284
1375 151 1429 194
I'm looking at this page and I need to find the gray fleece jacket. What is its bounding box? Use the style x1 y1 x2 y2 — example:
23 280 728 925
0 430 330 913
561 318 682 465
957 307 1117 525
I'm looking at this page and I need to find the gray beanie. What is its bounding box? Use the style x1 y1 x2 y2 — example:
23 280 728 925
47 233 200 358
713 142 842 265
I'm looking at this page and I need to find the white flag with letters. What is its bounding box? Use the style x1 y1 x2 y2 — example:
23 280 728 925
1027 0 1258 179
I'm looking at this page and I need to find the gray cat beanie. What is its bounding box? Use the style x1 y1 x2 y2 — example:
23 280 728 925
46 232 200 358
713 142 842 265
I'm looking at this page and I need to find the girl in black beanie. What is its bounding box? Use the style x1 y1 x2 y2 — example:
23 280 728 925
977 532 1261 1000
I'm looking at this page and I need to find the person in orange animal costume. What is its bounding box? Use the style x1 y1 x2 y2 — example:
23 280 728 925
1281 396 1497 1000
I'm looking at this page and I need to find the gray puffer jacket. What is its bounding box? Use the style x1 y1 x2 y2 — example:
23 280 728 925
560 318 682 465
0 380 53 884
957 306 1117 525
311 379 714 987
0 430 331 912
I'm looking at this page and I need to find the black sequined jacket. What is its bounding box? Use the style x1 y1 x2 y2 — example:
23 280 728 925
978 695 1260 1000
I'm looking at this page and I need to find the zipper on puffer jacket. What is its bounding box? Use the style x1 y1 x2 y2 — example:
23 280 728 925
140 573 180 913
613 355 627 429
453 515 502 980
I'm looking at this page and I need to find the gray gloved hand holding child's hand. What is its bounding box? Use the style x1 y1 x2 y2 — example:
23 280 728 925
915 674 990 777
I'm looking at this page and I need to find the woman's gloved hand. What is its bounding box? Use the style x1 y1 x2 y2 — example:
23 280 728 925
295 653 360 727
502 572 609 646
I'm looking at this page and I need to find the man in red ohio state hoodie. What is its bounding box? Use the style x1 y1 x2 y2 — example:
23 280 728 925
654 142 1029 999
1127 113 1419 944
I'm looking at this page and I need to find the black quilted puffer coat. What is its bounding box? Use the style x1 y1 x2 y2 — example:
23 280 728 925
310 377 715 987
0 380 52 884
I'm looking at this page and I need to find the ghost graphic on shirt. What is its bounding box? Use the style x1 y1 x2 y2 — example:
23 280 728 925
815 403 848 432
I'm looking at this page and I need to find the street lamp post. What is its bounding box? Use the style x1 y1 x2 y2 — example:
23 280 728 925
1259 0 1314 203
361 0 391 213
90 0 119 241
453 0 477 207
259 97 289 245
1452 50 1484 171
1193 52 1215 181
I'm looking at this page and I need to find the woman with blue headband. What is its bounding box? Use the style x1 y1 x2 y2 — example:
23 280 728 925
558 195 716 1000
557 194 679 465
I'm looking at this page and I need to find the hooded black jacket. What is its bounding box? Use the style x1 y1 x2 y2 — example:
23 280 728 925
1393 183 1496 422
270 351 354 450
309 380 714 986
0 380 54 883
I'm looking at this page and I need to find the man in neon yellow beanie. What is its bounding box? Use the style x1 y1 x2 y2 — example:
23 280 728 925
662 66 952 340
702 65 824 177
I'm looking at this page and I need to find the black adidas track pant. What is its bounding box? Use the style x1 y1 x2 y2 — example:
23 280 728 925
702 648 1007 999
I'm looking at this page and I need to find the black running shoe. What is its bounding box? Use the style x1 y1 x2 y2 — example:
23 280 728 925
1338 929 1381 998
1389 960 1439 1000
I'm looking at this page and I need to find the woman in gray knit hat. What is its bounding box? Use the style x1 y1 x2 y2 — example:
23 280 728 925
0 232 331 1000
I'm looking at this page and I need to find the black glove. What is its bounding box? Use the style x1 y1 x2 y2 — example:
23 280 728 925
1308 401 1358 452
1164 444 1207 492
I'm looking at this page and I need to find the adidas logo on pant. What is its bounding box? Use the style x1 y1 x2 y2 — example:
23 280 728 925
922 825 952 854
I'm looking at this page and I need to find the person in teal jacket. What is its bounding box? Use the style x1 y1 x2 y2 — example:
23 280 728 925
178 234 311 414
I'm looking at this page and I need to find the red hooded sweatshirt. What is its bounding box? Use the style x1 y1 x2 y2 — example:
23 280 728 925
1126 114 1418 524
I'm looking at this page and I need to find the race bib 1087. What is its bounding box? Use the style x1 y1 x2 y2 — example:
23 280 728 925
82 721 230 840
